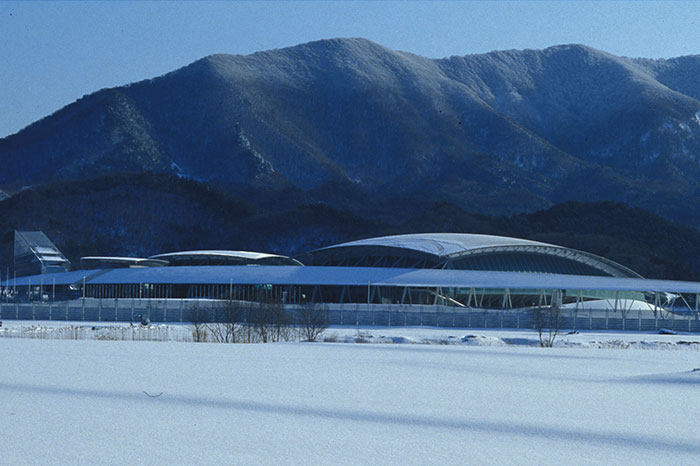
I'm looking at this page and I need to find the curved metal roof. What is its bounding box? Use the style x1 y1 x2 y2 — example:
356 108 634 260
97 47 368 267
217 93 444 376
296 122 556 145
149 250 303 266
307 233 642 279
80 257 169 268
321 233 551 257
150 250 286 261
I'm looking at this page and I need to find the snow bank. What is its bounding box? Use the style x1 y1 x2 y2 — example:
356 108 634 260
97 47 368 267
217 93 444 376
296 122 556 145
2 320 699 351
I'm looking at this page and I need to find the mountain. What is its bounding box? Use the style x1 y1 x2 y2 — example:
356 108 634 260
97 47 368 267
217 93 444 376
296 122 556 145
1 39 700 226
1 174 700 281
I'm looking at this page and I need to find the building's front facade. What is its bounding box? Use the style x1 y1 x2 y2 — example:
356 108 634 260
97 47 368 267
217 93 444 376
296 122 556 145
2 233 699 321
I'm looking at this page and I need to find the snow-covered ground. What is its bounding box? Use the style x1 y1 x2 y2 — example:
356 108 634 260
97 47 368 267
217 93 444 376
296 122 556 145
1 320 699 350
0 323 698 464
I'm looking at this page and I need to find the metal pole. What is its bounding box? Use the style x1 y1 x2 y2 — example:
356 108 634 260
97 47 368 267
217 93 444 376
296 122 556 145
638 308 642 331
52 278 55 301
82 276 86 321
671 309 675 330
654 292 659 317
605 307 609 330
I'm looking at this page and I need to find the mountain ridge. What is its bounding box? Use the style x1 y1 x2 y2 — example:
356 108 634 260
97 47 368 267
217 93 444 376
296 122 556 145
2 38 700 226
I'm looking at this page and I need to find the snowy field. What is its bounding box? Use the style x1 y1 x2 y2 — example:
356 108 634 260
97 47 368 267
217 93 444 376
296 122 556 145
2 319 700 349
1 323 699 464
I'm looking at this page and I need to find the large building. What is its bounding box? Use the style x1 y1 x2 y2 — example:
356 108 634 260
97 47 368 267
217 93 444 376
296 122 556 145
2 233 700 328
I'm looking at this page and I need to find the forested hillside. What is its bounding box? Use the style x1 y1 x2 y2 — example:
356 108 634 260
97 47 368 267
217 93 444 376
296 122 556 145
2 174 700 280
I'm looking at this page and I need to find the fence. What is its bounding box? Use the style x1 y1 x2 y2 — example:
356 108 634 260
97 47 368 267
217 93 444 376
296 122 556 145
1 299 699 332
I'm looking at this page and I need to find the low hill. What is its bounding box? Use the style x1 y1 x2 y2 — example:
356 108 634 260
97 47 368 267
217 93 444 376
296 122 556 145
0 174 382 273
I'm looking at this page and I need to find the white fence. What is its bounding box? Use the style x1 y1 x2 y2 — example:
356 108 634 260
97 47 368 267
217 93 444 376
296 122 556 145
1 299 699 332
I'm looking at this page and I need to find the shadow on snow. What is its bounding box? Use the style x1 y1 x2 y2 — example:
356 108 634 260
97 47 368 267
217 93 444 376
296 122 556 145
1 381 698 456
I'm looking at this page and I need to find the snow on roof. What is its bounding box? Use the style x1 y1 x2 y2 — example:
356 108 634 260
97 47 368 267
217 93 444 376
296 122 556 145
35 256 69 262
321 233 556 257
80 257 169 267
2 270 106 286
6 266 700 294
81 256 151 261
561 299 657 311
33 246 61 255
148 250 288 261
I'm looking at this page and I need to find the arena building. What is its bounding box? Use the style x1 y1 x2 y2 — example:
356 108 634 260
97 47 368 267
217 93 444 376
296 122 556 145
2 233 700 330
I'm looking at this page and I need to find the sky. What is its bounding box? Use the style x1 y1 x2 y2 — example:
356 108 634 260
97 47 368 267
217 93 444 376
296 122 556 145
1 1 698 138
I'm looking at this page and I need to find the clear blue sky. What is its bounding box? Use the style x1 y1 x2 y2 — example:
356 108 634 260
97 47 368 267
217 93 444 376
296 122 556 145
1 1 698 138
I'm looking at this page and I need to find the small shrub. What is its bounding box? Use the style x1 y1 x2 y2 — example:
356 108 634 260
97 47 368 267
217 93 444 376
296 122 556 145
323 332 339 343
354 329 370 343
299 303 329 342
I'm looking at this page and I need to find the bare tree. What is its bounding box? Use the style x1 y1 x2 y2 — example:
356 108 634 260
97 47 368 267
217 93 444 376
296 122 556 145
208 301 243 343
249 297 292 343
187 305 210 343
299 302 329 342
534 291 562 347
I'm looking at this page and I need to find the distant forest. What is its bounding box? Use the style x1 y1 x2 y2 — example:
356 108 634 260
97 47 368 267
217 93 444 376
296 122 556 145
1 173 699 281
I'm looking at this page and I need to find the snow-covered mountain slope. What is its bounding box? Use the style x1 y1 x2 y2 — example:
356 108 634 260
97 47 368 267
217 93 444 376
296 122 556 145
1 39 699 222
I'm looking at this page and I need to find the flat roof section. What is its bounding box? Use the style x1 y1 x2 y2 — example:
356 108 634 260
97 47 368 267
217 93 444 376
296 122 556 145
5 266 700 294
